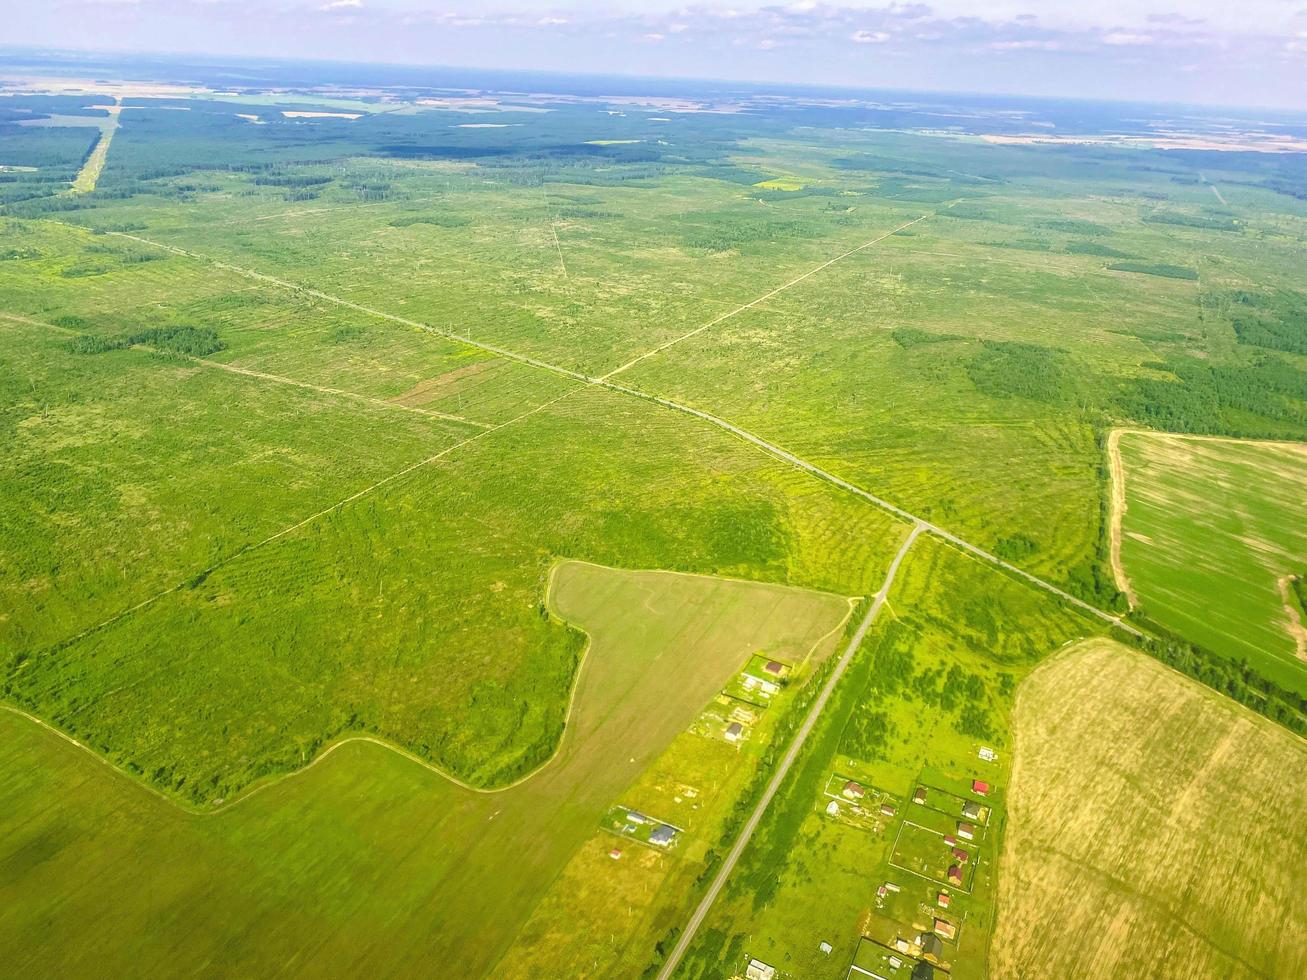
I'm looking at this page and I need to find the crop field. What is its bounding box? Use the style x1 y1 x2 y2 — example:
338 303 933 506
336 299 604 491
667 534 1103 980
2 63 1306 979
1114 430 1307 690
0 559 852 978
993 639 1307 978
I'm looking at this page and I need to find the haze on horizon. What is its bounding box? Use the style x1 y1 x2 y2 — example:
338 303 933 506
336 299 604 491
7 0 1307 112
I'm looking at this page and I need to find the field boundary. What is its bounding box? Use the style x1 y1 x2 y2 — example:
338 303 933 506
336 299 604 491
73 222 1140 637
1 560 854 814
655 522 925 980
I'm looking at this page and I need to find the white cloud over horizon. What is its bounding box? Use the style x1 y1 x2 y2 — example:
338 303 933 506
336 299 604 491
6 1 1307 110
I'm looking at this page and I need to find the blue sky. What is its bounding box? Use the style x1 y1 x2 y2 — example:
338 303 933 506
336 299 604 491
9 1 1307 109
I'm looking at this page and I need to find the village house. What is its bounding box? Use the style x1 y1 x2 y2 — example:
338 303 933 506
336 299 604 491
843 780 866 800
952 847 969 864
957 821 975 841
912 787 929 805
937 892 951 909
649 824 677 847
724 721 744 743
947 865 963 885
745 959 776 980
961 800 982 820
972 779 990 796
763 660 787 677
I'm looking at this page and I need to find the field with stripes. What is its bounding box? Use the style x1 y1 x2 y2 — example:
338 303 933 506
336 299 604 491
2 73 1305 978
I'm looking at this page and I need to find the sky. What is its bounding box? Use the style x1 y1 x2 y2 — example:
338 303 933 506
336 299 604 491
7 1 1307 109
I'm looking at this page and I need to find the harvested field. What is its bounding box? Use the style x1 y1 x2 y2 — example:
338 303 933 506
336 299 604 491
993 639 1307 979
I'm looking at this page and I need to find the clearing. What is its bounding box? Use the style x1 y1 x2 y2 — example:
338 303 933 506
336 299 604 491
1111 429 1307 689
0 560 851 978
993 638 1307 978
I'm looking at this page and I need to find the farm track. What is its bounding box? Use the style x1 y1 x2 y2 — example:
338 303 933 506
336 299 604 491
88 223 1138 638
0 311 491 427
655 523 924 980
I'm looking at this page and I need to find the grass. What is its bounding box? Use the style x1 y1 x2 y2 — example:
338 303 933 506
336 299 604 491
666 534 1103 980
993 638 1307 978
0 559 852 978
1115 430 1307 691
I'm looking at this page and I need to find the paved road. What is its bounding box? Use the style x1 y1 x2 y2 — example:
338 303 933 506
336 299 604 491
655 523 925 980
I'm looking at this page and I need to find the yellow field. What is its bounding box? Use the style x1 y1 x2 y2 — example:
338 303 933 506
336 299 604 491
993 639 1307 978
753 176 807 190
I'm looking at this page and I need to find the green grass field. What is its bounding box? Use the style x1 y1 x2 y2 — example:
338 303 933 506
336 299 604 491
2 71 1306 978
0 559 851 978
1116 430 1307 691
994 639 1307 978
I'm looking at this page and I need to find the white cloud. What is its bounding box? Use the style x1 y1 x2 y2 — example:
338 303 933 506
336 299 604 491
851 30 890 44
320 0 361 10
991 39 1063 51
642 32 666 42
1102 31 1153 45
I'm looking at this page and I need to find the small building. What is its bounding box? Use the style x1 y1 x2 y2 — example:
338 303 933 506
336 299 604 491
627 810 650 825
952 847 969 864
947 864 963 885
978 747 997 762
843 780 866 800
961 800 982 820
724 721 744 742
649 824 677 847
919 933 944 961
741 674 780 697
876 884 888 899
889 955 903 969
957 821 975 841
893 938 910 954
745 959 776 980
884 881 901 893
880 803 896 818
827 800 841 817
912 787 928 805
942 834 957 847
933 918 957 941
937 892 951 909
972 779 990 796
911 962 936 980
763 660 786 677
818 940 833 954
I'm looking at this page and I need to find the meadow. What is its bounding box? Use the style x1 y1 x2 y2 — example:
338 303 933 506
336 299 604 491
664 534 1106 980
1114 430 1307 691
993 639 1307 978
0 560 851 978
1 69 1305 978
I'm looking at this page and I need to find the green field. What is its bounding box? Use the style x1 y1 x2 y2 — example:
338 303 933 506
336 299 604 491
994 639 1307 978
2 66 1306 978
0 559 851 977
1115 430 1307 691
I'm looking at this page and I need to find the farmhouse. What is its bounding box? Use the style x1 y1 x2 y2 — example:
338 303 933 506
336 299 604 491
961 800 982 820
943 834 957 847
937 892 951 909
957 822 975 841
745 958 777 980
951 847 969 864
763 660 787 677
741 674 780 697
919 933 944 961
912 787 929 805
843 780 866 800
724 722 744 742
933 918 956 940
649 824 677 847
880 803 896 818
947 865 963 885
972 779 990 796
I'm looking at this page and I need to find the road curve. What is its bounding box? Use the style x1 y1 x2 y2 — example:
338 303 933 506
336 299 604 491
655 523 925 980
